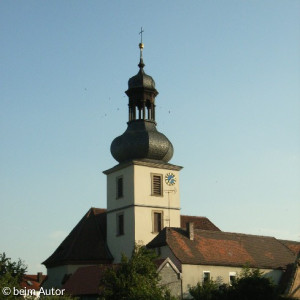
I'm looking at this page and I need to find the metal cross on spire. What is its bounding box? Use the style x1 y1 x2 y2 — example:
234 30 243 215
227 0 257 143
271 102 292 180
139 27 144 44
138 27 145 68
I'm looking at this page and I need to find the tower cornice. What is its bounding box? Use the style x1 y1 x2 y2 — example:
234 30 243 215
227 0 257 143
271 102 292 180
103 159 183 175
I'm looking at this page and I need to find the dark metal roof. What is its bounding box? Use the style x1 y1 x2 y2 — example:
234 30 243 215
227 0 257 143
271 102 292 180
128 67 156 90
110 120 173 163
43 208 113 268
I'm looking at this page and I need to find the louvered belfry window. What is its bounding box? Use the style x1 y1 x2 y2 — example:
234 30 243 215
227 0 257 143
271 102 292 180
152 174 162 196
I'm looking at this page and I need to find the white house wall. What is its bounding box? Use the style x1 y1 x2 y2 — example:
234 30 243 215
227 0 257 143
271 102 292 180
181 264 283 297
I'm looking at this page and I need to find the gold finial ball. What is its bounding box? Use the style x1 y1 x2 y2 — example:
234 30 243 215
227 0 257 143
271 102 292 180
139 43 144 49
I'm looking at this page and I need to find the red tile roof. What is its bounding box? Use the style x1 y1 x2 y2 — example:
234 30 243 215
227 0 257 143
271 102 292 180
181 215 220 231
147 228 296 270
43 208 113 267
21 274 47 290
63 265 111 296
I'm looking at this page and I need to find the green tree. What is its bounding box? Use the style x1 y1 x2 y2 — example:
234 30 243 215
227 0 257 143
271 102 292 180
0 252 27 300
188 280 222 300
0 252 27 283
231 267 277 300
100 245 176 300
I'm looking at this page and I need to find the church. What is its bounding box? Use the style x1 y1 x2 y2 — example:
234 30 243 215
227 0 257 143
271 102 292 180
42 39 300 299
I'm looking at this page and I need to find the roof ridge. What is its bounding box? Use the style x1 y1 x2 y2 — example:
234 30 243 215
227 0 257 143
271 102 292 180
278 239 300 244
91 207 107 213
193 229 279 239
160 227 279 240
181 214 207 218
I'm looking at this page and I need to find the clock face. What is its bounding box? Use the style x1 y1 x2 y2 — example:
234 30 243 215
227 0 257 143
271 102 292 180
165 173 176 186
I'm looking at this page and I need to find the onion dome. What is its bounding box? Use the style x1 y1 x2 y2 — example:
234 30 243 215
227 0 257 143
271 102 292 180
110 35 174 163
111 121 173 163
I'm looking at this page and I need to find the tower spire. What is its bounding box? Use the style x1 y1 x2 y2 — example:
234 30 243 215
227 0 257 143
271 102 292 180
110 30 174 163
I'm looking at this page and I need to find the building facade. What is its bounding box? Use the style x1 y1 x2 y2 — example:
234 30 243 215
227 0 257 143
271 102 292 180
43 40 300 299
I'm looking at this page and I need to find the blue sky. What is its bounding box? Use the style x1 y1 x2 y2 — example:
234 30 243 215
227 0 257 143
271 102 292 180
1 1 299 274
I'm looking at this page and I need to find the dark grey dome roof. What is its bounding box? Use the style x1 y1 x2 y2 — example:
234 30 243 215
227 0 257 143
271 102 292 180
128 68 156 90
111 120 173 163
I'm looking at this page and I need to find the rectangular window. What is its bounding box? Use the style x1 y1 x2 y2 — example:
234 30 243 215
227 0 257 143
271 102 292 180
229 272 236 285
116 176 123 199
152 174 163 196
203 271 210 283
117 213 124 236
153 212 162 232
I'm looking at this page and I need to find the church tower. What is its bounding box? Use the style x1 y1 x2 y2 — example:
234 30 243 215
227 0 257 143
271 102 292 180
103 35 182 262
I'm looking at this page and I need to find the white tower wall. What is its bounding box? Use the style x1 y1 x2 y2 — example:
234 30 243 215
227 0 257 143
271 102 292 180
104 161 182 262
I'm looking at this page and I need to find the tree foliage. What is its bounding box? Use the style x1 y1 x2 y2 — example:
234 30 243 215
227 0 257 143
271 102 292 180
0 252 27 283
0 252 27 300
189 280 222 300
100 245 176 300
231 267 276 300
